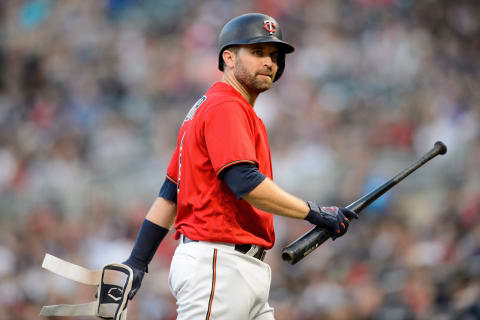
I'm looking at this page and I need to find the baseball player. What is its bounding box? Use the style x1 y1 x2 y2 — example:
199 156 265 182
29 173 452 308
122 13 358 319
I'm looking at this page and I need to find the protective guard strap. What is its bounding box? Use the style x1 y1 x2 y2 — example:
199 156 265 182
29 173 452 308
40 254 132 320
42 254 102 285
40 303 128 320
40 302 96 317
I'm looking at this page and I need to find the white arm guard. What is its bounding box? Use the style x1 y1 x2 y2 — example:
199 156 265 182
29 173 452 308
40 254 133 320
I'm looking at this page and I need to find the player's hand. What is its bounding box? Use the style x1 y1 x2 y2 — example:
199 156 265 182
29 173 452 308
93 260 146 301
304 201 359 240
122 259 146 300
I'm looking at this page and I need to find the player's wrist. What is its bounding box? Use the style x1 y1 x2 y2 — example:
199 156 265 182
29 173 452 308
125 219 169 272
304 200 318 222
123 255 148 272
304 201 338 233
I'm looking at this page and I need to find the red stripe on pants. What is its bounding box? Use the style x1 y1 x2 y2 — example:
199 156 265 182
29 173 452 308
206 249 217 320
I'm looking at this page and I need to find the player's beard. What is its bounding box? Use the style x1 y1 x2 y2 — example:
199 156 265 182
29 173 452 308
234 60 274 94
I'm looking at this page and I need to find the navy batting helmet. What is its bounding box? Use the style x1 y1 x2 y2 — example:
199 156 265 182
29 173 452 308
218 13 295 82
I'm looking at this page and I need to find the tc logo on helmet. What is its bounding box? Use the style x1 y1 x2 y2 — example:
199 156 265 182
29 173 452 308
263 20 276 35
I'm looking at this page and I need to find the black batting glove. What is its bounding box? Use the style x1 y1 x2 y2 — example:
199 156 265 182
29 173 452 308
122 258 146 300
305 201 359 240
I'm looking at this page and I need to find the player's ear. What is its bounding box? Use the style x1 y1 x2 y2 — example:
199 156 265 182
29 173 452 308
222 48 236 70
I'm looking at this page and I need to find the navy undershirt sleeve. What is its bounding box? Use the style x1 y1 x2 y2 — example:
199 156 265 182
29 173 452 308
158 178 177 204
221 163 266 199
124 219 168 272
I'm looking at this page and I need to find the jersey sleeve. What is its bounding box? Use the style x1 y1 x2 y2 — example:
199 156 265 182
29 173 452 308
166 145 179 184
204 101 258 176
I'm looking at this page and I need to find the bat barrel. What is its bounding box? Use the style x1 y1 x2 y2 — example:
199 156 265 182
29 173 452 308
281 226 330 264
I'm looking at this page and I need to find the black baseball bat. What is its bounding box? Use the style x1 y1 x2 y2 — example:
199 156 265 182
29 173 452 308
281 141 447 265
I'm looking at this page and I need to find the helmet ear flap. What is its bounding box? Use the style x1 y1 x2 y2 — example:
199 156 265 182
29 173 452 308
218 50 225 72
274 53 285 82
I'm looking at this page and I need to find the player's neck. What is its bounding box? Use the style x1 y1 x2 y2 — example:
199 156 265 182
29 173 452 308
221 74 258 107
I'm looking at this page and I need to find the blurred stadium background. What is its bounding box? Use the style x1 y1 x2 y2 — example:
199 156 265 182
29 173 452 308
1 0 479 319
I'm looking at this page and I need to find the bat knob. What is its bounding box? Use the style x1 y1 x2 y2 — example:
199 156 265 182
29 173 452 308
434 141 447 155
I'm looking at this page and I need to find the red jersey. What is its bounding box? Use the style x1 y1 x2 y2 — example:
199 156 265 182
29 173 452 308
166 82 275 249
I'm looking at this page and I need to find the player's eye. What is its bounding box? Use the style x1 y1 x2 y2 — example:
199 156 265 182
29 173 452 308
253 49 263 56
271 52 278 63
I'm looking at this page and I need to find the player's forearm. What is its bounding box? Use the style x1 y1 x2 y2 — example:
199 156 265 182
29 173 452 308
242 178 309 219
124 197 176 272
145 197 177 229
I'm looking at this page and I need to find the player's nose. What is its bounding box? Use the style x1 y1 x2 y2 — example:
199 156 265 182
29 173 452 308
263 56 274 67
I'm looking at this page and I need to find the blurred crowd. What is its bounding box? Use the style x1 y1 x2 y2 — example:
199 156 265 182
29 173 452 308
1 0 479 319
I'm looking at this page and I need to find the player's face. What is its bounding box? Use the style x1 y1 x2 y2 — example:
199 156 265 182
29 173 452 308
234 43 279 93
